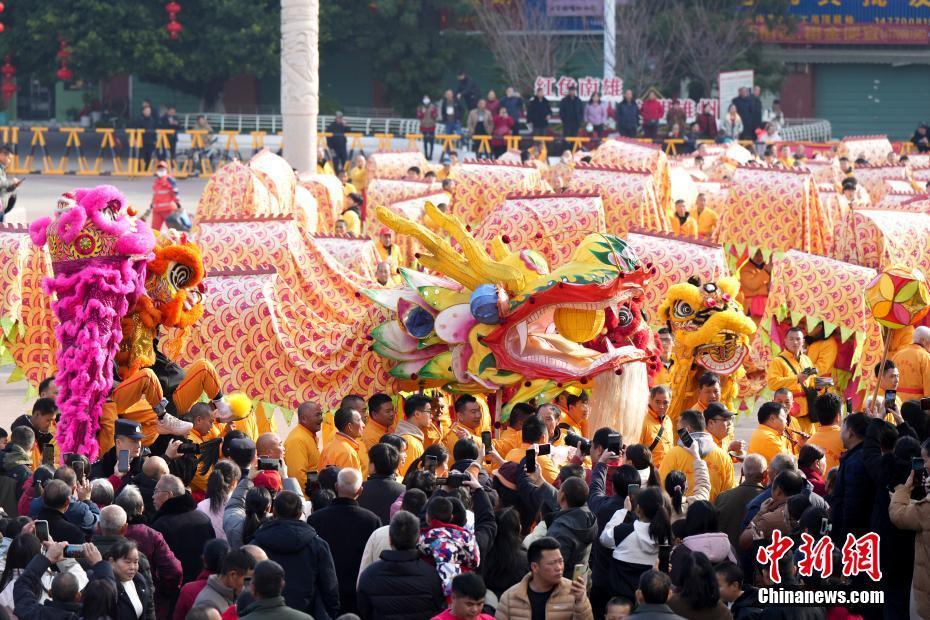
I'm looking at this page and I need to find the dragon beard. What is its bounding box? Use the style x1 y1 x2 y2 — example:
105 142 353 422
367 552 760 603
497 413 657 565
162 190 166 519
588 360 649 444
48 257 147 460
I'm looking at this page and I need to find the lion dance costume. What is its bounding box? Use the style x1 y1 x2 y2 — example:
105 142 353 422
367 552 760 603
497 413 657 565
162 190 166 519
29 186 155 460
657 276 756 418
365 203 660 441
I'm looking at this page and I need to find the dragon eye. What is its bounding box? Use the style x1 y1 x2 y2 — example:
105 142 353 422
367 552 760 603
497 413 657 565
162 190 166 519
673 301 694 319
617 307 634 327
168 263 193 289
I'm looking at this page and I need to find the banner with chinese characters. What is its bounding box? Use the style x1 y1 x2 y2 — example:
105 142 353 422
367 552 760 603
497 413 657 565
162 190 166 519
533 75 718 120
546 0 602 17
752 0 930 45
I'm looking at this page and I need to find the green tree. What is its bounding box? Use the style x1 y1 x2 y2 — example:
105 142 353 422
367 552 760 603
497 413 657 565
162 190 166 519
0 0 280 110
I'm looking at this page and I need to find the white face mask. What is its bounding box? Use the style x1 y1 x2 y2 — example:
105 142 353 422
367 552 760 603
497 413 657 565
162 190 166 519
156 169 167 178
423 97 430 105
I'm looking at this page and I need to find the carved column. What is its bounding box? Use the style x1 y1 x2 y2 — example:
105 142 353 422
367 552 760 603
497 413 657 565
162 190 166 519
281 0 319 174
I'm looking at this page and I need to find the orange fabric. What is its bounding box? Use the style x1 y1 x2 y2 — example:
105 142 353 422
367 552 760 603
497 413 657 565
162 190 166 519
658 444 735 502
671 214 698 237
748 424 792 466
424 422 444 448
189 423 223 493
397 431 425 478
889 326 914 360
807 338 839 380
809 424 844 472
320 432 368 474
98 368 164 453
441 423 482 458
739 262 770 300
172 358 222 415
493 426 521 459
284 423 321 491
892 343 930 400
504 443 558 484
361 419 391 452
694 206 718 238
640 408 674 469
766 350 816 434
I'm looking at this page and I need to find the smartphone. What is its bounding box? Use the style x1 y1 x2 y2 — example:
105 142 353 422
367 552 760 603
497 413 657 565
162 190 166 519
63 544 84 559
306 471 319 486
72 460 85 483
34 520 49 542
913 457 926 471
628 483 641 498
481 431 493 453
537 443 551 456
607 432 622 455
922 398 930 411
117 449 130 474
677 427 694 448
41 445 55 466
885 390 897 410
572 563 587 583
846 398 854 415
525 448 537 473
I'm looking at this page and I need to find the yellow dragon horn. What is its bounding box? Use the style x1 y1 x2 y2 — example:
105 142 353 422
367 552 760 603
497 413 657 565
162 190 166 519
376 203 525 293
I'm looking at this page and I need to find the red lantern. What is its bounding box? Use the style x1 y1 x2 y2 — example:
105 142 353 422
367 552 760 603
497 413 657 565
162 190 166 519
56 67 72 82
0 3 6 12
2 82 15 100
2 57 14 80
56 40 72 82
0 24 5 34
166 20 183 39
165 1 182 40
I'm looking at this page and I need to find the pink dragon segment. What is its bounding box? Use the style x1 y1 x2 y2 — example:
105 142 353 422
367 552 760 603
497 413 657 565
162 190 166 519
29 185 155 460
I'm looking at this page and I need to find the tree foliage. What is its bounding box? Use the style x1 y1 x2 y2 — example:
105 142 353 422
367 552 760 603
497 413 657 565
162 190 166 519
0 0 280 108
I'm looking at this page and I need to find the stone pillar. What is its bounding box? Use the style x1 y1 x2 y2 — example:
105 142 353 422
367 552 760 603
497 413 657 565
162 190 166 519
281 0 319 174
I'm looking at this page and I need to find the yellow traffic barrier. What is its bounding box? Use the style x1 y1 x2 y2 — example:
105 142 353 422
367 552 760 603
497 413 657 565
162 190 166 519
436 134 461 154
0 127 26 174
56 128 91 175
663 139 684 155
21 127 54 174
122 129 145 177
346 132 364 154
153 129 176 174
404 133 422 152
474 135 492 157
92 128 124 175
566 137 590 152
179 130 212 177
374 133 394 152
533 136 554 159
251 131 266 152
504 135 522 152
219 130 241 163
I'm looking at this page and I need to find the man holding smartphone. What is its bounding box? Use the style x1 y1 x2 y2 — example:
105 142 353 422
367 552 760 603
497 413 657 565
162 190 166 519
441 395 483 456
766 326 819 435
90 419 145 493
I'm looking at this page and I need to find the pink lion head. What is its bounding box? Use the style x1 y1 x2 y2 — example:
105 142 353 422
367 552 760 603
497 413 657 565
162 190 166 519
31 185 155 268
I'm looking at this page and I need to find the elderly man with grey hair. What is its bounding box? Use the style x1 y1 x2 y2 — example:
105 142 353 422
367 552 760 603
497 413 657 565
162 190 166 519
740 452 828 530
115 484 183 617
307 468 381 615
714 453 767 549
90 504 156 594
151 474 216 583
891 324 930 400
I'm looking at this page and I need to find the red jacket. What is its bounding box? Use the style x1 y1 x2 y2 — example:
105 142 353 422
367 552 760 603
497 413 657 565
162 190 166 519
17 473 38 517
151 175 179 214
641 99 665 124
491 115 515 144
173 570 210 620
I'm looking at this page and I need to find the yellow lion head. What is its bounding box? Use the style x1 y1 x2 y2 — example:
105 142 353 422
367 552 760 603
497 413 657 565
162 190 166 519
657 276 755 375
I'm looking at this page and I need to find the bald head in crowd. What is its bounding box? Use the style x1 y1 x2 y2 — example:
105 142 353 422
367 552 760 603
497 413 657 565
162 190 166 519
256 433 284 461
142 455 169 479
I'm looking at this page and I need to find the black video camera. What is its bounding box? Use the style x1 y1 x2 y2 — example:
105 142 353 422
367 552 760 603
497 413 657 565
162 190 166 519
257 457 280 471
563 432 591 456
176 442 201 455
436 471 468 489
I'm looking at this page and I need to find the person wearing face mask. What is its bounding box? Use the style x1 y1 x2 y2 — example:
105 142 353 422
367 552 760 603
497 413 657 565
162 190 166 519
417 95 439 161
146 161 180 232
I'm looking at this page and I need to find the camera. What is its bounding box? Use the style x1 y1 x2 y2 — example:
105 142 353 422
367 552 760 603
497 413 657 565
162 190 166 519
564 432 591 456
436 472 468 488
257 457 280 471
177 442 201 455
803 367 818 375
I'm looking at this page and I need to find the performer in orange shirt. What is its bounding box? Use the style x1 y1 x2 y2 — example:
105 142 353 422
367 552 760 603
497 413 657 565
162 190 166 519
892 326 930 401
320 406 368 474
671 199 698 237
738 249 770 322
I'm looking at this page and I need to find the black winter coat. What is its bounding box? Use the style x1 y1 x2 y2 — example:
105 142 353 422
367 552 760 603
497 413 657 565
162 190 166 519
90 559 155 620
356 549 445 620
358 475 405 525
150 493 216 583
829 442 874 544
250 518 340 619
526 97 552 128
12 555 83 620
35 506 85 544
306 498 381 615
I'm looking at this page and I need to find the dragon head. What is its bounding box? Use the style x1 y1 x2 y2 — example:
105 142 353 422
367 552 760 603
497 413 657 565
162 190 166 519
657 276 756 375
364 203 653 392
29 185 155 270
